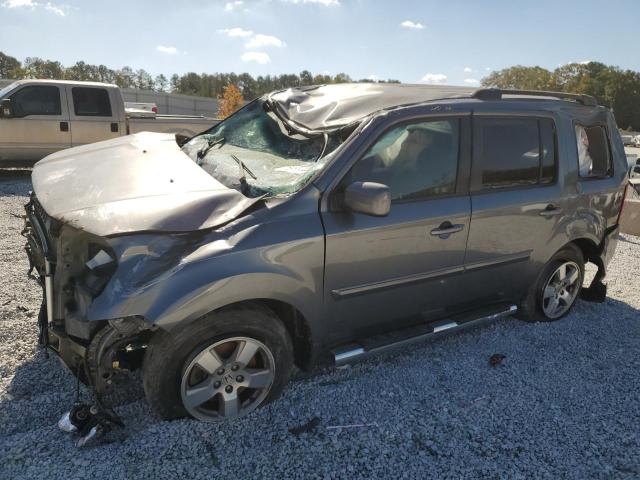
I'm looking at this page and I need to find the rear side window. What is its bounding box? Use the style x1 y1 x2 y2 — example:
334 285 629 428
72 87 112 117
575 124 612 178
473 117 557 190
10 86 61 117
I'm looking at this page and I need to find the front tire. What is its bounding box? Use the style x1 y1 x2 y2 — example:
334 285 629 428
142 304 294 421
518 245 585 322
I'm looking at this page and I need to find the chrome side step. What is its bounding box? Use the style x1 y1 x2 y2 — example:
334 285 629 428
333 304 517 366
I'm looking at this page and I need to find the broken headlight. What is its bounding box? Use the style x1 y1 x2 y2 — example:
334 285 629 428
82 245 117 297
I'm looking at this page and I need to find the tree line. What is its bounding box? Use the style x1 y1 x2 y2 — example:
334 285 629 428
482 63 640 130
2 51 638 129
0 51 399 101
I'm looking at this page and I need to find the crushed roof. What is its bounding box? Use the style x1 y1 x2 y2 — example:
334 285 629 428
267 83 476 132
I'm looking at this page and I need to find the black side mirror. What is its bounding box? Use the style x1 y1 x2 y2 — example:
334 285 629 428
344 181 391 216
632 165 640 177
0 99 12 118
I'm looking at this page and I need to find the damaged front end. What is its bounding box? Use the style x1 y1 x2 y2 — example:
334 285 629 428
22 194 155 445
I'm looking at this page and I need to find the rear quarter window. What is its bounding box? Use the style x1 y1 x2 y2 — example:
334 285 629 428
575 124 612 178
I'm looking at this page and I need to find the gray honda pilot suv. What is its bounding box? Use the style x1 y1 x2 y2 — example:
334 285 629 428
23 84 628 438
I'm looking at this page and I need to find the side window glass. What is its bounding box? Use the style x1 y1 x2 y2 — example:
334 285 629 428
575 124 611 178
476 118 540 189
340 119 459 201
10 86 61 117
474 117 557 190
72 87 112 117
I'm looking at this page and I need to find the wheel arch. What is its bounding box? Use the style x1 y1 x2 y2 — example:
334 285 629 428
215 298 316 370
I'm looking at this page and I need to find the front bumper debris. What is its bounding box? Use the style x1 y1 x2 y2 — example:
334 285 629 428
22 194 134 446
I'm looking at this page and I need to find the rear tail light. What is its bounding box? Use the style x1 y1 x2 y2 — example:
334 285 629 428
152 106 158 113
616 181 630 225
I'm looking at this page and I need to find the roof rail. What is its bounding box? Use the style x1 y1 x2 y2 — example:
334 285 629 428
472 88 598 107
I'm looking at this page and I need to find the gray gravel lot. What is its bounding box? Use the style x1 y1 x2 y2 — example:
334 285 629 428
1 176 640 479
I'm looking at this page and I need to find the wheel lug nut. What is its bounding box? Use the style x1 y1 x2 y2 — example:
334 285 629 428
236 375 244 382
214 381 221 388
225 385 233 393
231 365 239 371
216 368 225 375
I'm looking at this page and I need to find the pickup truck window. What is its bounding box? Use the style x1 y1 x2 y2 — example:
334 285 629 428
473 117 557 190
340 119 459 201
182 99 349 197
10 86 61 117
72 87 112 117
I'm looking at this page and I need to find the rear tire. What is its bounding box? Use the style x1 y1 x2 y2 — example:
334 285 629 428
518 245 585 323
142 304 294 421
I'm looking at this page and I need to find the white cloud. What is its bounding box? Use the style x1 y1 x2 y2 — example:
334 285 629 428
44 1 63 14
401 20 424 29
225 0 243 11
241 51 271 64
367 75 379 82
2 0 66 15
464 78 480 85
2 0 35 7
219 27 254 37
464 67 473 73
282 0 339 5
156 45 178 55
485 67 492 71
245 34 285 49
421 73 448 84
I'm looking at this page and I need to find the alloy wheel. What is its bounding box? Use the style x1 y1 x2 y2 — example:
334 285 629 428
541 261 582 319
180 337 275 422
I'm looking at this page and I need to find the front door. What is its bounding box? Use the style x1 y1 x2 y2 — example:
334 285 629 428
321 115 472 343
0 84 71 163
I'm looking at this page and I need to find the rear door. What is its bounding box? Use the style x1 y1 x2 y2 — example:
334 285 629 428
66 86 121 146
0 84 71 162
462 111 563 304
321 112 472 343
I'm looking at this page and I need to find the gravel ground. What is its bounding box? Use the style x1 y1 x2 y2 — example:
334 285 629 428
1 176 640 479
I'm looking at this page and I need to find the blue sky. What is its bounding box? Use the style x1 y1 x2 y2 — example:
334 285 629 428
1 0 639 86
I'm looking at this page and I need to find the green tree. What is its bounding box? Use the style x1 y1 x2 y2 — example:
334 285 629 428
154 74 169 92
481 65 555 90
333 73 352 84
0 51 21 78
23 57 65 79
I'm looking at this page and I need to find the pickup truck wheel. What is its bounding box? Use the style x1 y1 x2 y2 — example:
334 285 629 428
518 245 585 322
142 304 294 422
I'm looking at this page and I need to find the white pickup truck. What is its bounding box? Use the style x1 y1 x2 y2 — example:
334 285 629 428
0 79 219 165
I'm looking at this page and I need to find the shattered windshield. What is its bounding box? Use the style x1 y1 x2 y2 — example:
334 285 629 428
182 99 347 198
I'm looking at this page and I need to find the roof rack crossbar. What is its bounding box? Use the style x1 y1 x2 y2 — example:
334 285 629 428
472 88 598 107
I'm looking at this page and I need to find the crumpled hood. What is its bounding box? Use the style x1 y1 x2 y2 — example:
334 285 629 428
32 132 260 236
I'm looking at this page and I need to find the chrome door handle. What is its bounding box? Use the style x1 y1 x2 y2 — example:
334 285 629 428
539 205 563 217
430 223 465 237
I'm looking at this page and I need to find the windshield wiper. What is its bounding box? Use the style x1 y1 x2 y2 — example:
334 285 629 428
230 154 257 180
230 154 257 196
197 136 225 161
